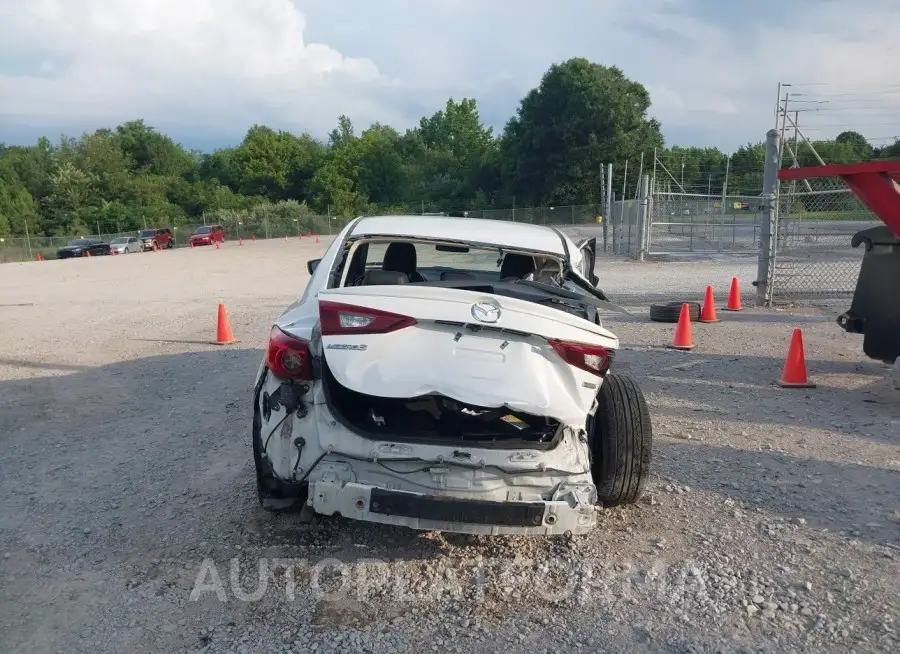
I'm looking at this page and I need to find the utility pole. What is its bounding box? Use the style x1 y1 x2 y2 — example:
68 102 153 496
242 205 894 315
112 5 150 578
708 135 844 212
777 86 792 168
774 82 783 130
635 152 644 200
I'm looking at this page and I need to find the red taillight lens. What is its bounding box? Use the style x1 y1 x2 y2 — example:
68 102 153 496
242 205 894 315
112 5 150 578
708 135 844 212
266 326 312 380
319 301 416 336
548 339 613 376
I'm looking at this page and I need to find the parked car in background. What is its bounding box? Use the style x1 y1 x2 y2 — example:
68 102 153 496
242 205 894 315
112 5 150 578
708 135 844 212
57 238 111 259
109 236 141 254
189 224 226 247
139 228 174 251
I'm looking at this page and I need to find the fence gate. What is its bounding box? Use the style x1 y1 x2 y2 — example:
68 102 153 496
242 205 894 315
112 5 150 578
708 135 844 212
647 191 764 255
771 184 880 299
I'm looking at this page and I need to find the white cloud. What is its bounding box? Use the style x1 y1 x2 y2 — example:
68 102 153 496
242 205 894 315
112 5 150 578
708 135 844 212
0 0 394 134
0 0 898 151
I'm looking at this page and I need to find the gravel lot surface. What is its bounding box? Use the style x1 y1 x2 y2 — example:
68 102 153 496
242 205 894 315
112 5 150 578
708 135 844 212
1 237 897 654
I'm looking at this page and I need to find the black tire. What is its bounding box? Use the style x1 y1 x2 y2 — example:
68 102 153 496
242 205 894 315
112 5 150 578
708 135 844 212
252 397 308 512
588 374 652 507
649 301 700 323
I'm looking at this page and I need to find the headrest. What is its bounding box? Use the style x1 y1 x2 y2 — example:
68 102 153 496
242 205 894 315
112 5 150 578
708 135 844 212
362 269 410 285
383 242 418 273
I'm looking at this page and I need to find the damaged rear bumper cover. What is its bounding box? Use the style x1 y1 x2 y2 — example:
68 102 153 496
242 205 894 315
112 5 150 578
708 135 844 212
309 480 598 536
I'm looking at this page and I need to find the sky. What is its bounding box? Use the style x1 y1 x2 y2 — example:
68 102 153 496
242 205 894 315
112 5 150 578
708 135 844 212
1 0 899 153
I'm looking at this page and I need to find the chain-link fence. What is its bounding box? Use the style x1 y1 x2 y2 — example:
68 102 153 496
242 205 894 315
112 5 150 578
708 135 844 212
0 203 616 263
752 128 883 304
771 182 880 299
0 214 351 263
647 192 764 254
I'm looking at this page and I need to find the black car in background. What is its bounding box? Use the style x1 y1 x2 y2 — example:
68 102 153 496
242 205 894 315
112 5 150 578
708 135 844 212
57 238 111 259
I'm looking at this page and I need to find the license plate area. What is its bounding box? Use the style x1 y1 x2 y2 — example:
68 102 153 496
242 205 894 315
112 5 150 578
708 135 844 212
369 488 545 526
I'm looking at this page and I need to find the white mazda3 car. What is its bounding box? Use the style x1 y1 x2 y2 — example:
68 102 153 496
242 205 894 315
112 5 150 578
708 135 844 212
252 215 652 536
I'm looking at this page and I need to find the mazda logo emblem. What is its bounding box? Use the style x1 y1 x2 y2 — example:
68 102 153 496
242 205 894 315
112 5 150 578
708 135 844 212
471 302 501 323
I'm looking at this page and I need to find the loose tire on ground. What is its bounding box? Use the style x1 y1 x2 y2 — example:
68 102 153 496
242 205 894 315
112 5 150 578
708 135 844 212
649 301 700 323
589 374 652 507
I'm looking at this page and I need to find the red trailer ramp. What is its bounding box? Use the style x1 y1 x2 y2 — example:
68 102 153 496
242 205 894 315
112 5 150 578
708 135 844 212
779 161 900 363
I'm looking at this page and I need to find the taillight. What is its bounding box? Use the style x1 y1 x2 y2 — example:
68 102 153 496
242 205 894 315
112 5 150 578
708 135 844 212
266 326 312 380
319 301 416 336
548 339 613 376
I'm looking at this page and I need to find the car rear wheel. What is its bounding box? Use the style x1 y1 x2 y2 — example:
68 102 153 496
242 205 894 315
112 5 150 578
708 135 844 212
588 374 652 507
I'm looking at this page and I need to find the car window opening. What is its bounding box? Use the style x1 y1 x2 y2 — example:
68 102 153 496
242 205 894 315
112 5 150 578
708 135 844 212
332 238 599 323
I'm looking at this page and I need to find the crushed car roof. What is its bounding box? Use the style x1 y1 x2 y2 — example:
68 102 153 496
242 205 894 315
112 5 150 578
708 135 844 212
349 215 572 256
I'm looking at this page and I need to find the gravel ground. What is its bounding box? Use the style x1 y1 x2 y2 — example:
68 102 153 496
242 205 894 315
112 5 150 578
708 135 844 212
1 238 898 654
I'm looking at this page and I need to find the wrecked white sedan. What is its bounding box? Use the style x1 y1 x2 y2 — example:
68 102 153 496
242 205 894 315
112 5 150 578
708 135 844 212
252 215 651 535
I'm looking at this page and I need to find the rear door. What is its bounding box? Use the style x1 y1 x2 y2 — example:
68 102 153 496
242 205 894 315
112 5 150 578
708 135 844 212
311 285 618 424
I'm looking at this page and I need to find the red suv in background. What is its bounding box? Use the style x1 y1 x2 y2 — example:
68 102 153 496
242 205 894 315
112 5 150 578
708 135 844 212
139 227 174 251
189 224 226 247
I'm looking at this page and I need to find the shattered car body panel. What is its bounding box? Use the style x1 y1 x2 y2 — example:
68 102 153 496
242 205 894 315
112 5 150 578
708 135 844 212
252 215 632 535
315 285 617 425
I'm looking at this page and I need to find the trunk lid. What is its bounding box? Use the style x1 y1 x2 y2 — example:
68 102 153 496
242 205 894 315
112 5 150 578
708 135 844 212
310 285 618 425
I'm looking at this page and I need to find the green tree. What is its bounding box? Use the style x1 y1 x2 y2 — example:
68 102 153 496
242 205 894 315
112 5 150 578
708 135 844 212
115 119 195 176
355 124 408 205
0 182 40 235
728 142 766 195
876 140 900 159
500 58 664 205
835 131 873 161
41 162 95 234
232 126 323 200
0 139 55 203
405 98 499 209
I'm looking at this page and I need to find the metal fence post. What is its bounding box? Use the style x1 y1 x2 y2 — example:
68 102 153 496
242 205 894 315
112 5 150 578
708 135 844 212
757 129 781 306
636 174 650 261
605 163 613 253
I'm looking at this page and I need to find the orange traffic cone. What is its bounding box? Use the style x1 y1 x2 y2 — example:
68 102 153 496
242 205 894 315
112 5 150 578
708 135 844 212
213 304 238 345
190 240 195 248
239 238 243 246
699 286 720 323
110 248 116 256
315 235 320 243
777 329 815 388
85 250 92 257
667 303 695 350
215 240 220 249
252 234 256 241
36 253 43 262
724 277 743 311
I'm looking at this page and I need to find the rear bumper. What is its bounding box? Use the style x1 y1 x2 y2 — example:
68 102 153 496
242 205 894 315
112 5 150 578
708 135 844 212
309 480 598 536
